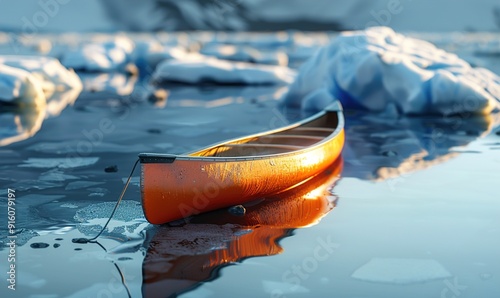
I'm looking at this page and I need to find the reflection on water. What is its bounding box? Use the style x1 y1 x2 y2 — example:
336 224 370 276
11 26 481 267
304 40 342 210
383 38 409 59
341 111 500 181
0 87 81 146
79 72 138 96
149 85 287 109
0 106 45 146
142 158 342 298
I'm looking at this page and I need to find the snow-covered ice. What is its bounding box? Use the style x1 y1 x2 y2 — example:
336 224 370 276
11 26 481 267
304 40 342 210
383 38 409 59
61 36 135 73
0 63 45 107
0 55 82 144
152 54 296 85
284 27 500 115
0 56 82 93
200 44 288 66
351 258 452 284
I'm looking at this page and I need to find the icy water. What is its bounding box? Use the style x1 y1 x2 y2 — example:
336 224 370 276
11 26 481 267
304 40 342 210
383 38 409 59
1 32 500 297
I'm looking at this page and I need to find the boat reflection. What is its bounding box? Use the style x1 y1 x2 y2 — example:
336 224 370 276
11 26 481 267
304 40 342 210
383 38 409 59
142 158 343 298
341 110 500 181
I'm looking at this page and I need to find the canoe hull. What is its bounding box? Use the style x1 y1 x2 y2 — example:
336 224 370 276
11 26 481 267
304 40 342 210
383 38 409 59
140 102 344 224
141 130 343 224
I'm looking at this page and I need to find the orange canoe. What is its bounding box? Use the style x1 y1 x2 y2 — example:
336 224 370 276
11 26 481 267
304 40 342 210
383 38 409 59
139 101 345 224
142 158 343 297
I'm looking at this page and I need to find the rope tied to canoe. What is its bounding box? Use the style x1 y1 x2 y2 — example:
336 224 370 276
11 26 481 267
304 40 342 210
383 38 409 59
72 158 140 244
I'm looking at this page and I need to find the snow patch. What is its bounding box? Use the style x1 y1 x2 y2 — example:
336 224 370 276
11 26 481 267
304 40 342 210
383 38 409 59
0 55 82 93
61 36 135 72
0 63 45 107
200 44 288 66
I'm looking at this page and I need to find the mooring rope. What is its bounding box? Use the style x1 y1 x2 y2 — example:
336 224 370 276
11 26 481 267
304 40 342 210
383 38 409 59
73 158 140 244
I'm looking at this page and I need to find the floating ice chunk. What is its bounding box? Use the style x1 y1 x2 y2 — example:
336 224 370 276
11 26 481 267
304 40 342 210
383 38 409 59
0 64 45 107
351 258 452 284
152 55 296 85
61 36 135 72
200 44 288 66
0 55 82 94
19 157 99 169
284 27 500 115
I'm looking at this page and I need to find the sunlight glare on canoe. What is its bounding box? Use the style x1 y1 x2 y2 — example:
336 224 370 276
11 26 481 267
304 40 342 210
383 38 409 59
301 151 324 168
303 187 325 200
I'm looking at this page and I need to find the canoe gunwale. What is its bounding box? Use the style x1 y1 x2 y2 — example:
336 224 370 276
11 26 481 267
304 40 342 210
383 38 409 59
138 102 344 163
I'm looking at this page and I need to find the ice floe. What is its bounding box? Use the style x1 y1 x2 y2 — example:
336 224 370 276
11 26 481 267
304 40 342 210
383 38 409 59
351 258 452 284
152 55 296 85
200 43 288 66
284 27 500 115
0 55 82 93
0 56 82 145
61 36 136 73
0 64 45 107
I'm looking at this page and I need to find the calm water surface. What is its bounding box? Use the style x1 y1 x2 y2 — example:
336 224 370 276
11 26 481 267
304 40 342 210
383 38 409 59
0 32 499 298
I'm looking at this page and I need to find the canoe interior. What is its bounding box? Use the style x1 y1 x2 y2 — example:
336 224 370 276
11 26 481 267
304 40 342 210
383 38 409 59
191 112 339 158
